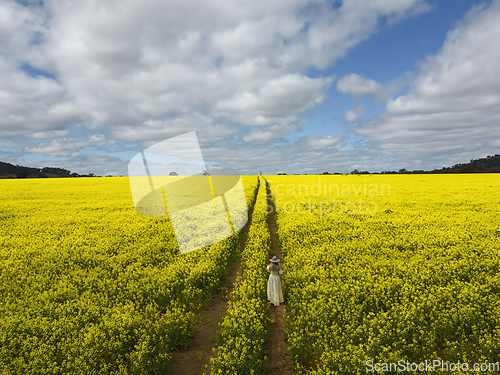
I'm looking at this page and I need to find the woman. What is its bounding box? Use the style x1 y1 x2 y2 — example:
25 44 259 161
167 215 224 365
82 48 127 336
267 256 284 306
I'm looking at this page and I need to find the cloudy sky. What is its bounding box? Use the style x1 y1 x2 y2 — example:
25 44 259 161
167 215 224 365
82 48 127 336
1 0 499 176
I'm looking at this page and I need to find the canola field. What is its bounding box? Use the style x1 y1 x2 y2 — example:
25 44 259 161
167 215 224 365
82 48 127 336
266 174 500 374
210 176 271 374
0 176 258 374
2 174 499 374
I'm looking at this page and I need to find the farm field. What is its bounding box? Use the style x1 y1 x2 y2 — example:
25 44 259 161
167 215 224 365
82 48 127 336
210 176 271 374
2 173 500 374
0 175 258 374
266 174 500 374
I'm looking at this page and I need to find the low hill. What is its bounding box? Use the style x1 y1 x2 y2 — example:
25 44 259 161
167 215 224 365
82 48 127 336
0 161 96 179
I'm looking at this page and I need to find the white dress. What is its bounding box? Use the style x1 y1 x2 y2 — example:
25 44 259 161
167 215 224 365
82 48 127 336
267 264 284 306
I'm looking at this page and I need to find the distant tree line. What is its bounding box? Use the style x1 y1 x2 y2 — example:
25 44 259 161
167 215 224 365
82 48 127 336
346 154 500 175
3 153 500 179
277 154 500 175
0 161 98 179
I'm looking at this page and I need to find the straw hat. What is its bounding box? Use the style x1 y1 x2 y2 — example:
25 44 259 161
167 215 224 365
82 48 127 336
269 256 280 263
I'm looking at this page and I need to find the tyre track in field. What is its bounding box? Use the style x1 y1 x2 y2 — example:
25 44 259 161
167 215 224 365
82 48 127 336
169 187 256 375
265 181 293 375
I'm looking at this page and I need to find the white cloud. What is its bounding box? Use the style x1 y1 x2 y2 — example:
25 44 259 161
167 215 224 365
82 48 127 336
337 73 387 97
217 74 332 127
241 130 280 143
63 153 129 177
0 140 21 148
0 60 83 137
112 113 239 148
26 129 71 140
24 135 113 157
356 0 500 167
343 105 365 123
2 0 428 126
0 0 433 173
305 135 345 149
199 134 349 175
240 122 301 144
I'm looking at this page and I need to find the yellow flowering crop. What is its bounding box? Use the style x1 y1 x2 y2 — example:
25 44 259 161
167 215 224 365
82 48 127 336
0 175 258 374
266 174 500 374
210 176 271 374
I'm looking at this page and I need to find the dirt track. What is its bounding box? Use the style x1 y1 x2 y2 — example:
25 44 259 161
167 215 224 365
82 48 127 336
266 182 293 375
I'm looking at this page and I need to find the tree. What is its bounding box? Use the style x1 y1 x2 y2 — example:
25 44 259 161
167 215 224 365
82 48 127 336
37 172 48 178
16 170 28 178
458 163 474 173
42 167 71 175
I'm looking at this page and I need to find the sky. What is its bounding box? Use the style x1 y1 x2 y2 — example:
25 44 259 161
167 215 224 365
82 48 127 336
0 0 499 176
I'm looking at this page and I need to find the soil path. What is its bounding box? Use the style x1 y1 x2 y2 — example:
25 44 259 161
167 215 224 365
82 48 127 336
265 181 293 375
169 203 254 375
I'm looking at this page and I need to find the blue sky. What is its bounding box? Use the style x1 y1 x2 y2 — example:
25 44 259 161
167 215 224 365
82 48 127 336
0 0 499 175
296 0 488 142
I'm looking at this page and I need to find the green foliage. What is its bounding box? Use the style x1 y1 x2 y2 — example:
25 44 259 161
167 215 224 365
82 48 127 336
16 170 28 178
458 163 474 173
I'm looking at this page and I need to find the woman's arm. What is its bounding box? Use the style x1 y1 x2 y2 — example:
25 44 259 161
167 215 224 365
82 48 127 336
278 264 283 274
